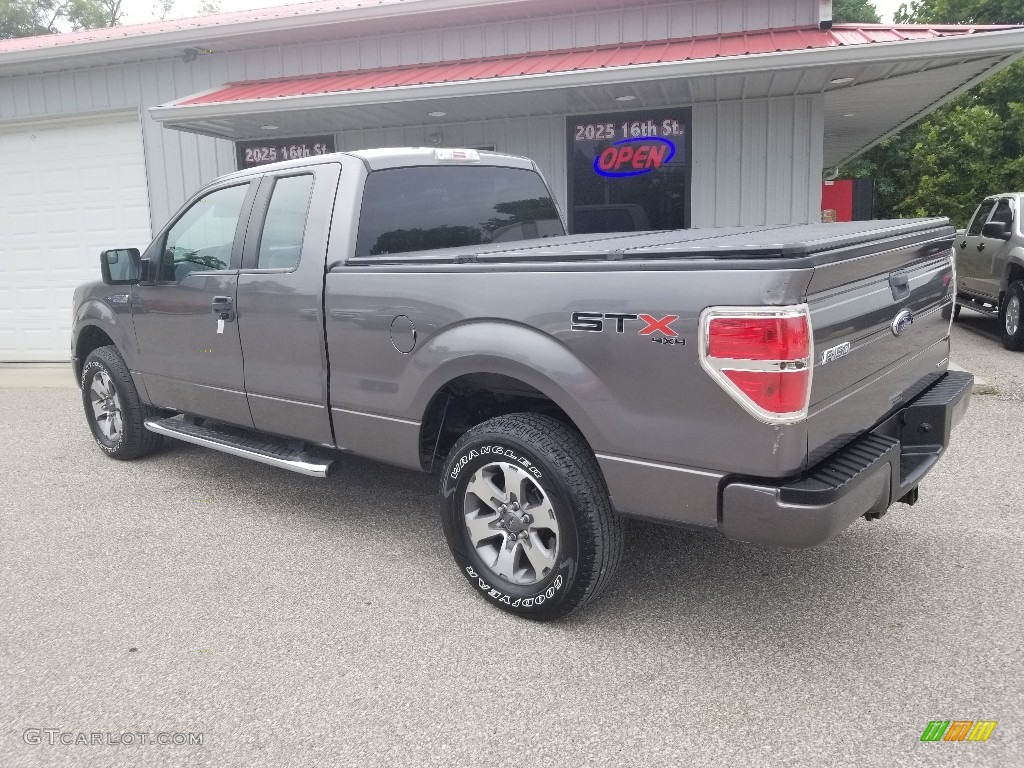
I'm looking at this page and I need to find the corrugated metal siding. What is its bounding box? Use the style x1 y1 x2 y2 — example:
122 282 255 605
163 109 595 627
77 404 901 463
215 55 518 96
691 95 824 227
336 97 824 229
0 0 822 230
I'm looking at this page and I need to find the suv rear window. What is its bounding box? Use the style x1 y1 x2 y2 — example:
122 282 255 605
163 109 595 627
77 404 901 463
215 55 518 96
355 166 563 257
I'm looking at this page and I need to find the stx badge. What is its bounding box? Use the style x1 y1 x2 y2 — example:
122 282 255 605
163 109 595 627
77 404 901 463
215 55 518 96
571 312 684 344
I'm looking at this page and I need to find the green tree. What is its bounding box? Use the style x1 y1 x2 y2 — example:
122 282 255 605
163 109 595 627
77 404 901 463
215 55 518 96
1 0 124 38
896 0 1023 24
833 0 882 23
845 0 1024 225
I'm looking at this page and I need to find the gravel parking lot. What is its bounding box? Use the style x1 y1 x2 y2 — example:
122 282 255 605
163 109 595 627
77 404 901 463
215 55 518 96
2 318 1022 768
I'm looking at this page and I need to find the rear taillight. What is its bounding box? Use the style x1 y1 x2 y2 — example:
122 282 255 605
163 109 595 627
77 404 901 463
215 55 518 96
699 305 813 424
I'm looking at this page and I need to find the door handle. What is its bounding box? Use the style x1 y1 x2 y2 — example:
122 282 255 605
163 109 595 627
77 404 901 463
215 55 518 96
212 295 235 321
977 243 985 252
889 272 910 300
960 240 967 249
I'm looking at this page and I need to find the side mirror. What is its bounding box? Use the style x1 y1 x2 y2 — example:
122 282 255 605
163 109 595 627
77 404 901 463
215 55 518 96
981 221 1011 241
100 248 141 285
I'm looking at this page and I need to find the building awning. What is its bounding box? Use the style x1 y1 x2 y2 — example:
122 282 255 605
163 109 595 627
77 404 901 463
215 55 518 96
151 23 1024 167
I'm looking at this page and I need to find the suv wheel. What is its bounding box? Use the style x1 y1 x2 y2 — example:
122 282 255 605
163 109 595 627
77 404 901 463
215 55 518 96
439 413 623 620
81 345 163 459
1000 281 1024 351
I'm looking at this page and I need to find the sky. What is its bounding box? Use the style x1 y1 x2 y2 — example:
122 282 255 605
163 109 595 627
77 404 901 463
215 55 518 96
871 0 907 23
116 0 910 27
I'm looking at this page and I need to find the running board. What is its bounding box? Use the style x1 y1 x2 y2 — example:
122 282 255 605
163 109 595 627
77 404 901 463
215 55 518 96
956 294 999 317
145 416 336 477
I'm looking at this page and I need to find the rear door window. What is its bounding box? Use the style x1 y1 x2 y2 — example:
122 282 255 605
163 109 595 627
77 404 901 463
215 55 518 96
355 166 563 257
255 174 315 270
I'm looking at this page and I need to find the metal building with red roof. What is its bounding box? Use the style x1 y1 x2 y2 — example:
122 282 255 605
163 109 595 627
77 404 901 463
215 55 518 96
1 0 1023 360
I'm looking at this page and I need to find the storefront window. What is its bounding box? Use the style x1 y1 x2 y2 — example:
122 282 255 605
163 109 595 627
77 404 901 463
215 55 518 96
567 108 691 234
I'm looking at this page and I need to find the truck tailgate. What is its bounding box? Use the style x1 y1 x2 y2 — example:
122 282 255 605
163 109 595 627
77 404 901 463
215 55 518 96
805 226 956 465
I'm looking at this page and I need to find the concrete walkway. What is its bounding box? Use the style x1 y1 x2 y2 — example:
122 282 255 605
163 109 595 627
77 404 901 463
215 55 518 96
0 363 75 388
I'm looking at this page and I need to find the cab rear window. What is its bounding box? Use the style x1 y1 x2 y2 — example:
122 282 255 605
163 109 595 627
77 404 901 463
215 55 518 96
355 166 563 257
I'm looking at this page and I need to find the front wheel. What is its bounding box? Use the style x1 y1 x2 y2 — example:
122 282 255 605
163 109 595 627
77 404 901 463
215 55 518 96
439 413 623 620
81 345 163 459
1000 281 1024 351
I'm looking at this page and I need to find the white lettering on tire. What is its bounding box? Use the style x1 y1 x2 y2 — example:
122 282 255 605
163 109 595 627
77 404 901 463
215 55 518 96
463 566 564 608
449 445 543 481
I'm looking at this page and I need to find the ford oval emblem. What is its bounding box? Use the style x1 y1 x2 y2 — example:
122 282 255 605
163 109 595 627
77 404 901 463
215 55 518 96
891 309 914 336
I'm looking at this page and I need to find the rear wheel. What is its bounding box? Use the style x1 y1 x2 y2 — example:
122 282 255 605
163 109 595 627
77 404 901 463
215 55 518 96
439 413 623 620
1000 281 1024 351
81 345 163 459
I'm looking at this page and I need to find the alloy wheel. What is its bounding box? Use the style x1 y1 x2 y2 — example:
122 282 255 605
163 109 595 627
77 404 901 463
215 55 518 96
1006 294 1021 337
89 370 123 444
462 461 560 585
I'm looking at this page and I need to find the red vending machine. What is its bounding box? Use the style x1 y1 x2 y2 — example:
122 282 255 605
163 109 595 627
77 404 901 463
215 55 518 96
821 179 874 222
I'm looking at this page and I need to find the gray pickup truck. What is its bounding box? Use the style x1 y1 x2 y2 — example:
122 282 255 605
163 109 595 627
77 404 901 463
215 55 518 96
953 192 1024 349
72 148 973 619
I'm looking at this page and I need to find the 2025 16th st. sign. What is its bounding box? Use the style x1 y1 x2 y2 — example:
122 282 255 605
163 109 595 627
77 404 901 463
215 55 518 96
235 135 336 170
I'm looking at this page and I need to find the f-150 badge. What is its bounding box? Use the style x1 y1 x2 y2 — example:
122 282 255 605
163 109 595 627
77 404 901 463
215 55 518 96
820 341 851 365
570 311 684 344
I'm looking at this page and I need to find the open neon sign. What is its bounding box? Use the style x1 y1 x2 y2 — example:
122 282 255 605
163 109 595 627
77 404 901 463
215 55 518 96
594 137 676 178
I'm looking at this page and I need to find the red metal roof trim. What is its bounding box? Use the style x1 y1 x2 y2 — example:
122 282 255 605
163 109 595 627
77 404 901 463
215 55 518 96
178 24 1019 106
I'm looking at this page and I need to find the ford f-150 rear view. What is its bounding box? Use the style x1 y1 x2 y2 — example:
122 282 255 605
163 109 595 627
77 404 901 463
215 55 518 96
72 148 972 620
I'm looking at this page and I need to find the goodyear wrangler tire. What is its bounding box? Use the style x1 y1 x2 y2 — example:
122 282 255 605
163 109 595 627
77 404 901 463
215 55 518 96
81 345 163 460
440 413 623 620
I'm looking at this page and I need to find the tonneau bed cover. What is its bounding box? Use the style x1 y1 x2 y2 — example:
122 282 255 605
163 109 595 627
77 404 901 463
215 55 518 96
344 218 953 266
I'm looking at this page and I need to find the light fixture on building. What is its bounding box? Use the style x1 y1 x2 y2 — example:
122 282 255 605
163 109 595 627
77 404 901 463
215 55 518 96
829 77 855 86
260 125 279 131
428 111 447 118
614 95 637 102
842 113 857 118
182 47 214 63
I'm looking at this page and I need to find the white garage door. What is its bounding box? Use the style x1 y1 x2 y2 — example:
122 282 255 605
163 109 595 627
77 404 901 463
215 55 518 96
0 113 152 361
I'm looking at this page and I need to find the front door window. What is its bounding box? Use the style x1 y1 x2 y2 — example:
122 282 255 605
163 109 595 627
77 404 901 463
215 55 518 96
967 200 996 237
989 199 1013 231
160 184 249 282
